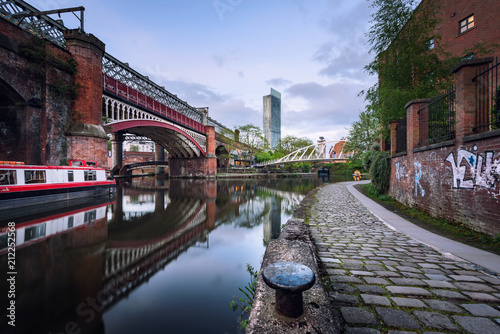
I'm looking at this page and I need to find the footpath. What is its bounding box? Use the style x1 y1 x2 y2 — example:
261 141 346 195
309 181 500 334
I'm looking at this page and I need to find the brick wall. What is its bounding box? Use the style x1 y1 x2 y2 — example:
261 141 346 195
390 58 500 235
436 0 500 59
0 17 75 165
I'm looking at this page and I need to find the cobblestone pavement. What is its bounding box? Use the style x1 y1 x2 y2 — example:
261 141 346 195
308 182 500 334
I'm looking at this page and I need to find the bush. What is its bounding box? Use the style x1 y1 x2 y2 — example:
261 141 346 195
370 151 391 193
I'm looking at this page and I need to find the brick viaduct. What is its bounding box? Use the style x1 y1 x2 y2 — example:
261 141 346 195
0 17 219 177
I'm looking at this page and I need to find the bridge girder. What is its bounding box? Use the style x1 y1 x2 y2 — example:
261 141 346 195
108 120 206 158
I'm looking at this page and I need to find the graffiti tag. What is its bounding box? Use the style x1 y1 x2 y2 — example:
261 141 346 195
445 145 500 189
395 161 406 181
414 161 425 197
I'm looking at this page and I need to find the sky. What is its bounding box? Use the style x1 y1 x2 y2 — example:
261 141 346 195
28 0 377 143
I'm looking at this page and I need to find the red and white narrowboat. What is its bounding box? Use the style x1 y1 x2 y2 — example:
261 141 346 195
0 160 116 211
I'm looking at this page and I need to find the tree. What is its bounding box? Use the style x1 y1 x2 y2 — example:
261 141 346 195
362 0 477 138
277 136 313 155
129 145 140 152
344 110 379 159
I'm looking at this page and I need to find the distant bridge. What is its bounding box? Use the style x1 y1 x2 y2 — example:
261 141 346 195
255 139 350 167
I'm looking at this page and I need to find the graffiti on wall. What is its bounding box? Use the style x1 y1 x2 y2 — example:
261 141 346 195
414 161 425 197
445 145 500 190
395 161 407 181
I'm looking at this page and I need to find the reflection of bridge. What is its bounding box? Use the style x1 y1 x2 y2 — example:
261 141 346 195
256 140 350 167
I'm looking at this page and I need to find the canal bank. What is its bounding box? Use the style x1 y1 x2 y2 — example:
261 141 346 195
249 181 500 333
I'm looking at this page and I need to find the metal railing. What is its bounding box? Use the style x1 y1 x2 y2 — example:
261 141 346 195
473 57 500 133
395 118 407 153
419 87 456 146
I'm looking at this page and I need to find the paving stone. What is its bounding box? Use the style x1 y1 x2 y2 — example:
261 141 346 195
375 307 421 329
460 304 500 317
351 270 376 276
341 306 378 325
391 297 427 308
331 283 357 294
329 275 363 284
321 257 342 263
375 271 401 277
397 266 422 273
479 276 500 285
449 275 485 282
361 294 392 306
387 332 418 334
452 316 500 334
422 279 456 289
357 285 386 294
422 299 463 313
389 278 427 286
418 263 441 269
365 264 385 271
326 269 347 275
454 270 485 276
401 272 426 279
430 289 468 300
413 311 458 331
329 292 359 305
386 286 432 296
462 292 500 302
345 328 381 334
424 274 450 281
363 277 390 285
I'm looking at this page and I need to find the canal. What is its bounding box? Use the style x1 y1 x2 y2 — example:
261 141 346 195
0 176 349 334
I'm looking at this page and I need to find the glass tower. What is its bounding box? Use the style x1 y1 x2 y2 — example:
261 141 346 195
263 88 281 149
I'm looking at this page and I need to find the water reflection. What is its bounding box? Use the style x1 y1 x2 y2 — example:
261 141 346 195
0 176 349 334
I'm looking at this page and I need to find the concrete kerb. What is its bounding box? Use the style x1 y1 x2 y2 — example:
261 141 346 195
346 181 500 275
246 219 341 334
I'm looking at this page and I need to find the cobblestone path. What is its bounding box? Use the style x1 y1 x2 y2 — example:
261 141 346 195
308 182 500 334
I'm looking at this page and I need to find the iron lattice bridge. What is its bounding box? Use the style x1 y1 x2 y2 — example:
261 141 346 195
255 140 350 167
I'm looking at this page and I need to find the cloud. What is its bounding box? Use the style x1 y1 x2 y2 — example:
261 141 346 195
266 77 293 87
313 0 375 80
282 80 368 140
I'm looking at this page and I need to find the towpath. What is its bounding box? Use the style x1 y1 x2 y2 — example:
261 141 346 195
308 181 500 334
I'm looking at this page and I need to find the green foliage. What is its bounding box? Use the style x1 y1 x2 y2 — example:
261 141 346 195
369 151 391 193
344 110 379 160
362 0 496 138
229 264 259 330
129 145 140 152
277 135 313 155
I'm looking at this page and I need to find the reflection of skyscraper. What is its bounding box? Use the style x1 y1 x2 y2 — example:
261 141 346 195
263 88 281 149
263 196 281 241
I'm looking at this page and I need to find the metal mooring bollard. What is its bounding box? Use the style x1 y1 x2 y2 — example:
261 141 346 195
262 261 316 318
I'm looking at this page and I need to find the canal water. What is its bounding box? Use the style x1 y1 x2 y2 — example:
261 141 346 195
0 176 350 334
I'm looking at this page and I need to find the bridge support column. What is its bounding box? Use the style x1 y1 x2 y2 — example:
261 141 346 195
169 126 217 178
63 29 108 167
111 131 124 173
155 144 165 175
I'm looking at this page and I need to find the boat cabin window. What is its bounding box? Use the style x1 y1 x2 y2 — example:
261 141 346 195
24 170 46 184
84 170 97 181
25 224 46 242
0 234 7 250
86 161 97 167
0 170 16 185
84 210 97 223
68 171 74 182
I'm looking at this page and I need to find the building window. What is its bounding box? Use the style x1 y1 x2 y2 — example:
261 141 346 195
427 37 435 50
459 15 474 34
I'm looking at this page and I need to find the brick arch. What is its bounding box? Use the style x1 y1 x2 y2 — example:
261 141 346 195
108 120 207 158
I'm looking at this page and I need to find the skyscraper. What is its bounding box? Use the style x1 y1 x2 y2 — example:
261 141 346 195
263 88 281 149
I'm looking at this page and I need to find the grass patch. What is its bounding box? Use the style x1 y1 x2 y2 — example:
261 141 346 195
357 183 500 255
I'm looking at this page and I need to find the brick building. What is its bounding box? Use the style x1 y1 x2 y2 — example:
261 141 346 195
385 0 500 235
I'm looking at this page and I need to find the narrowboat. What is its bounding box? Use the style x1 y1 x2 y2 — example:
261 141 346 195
0 160 116 211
